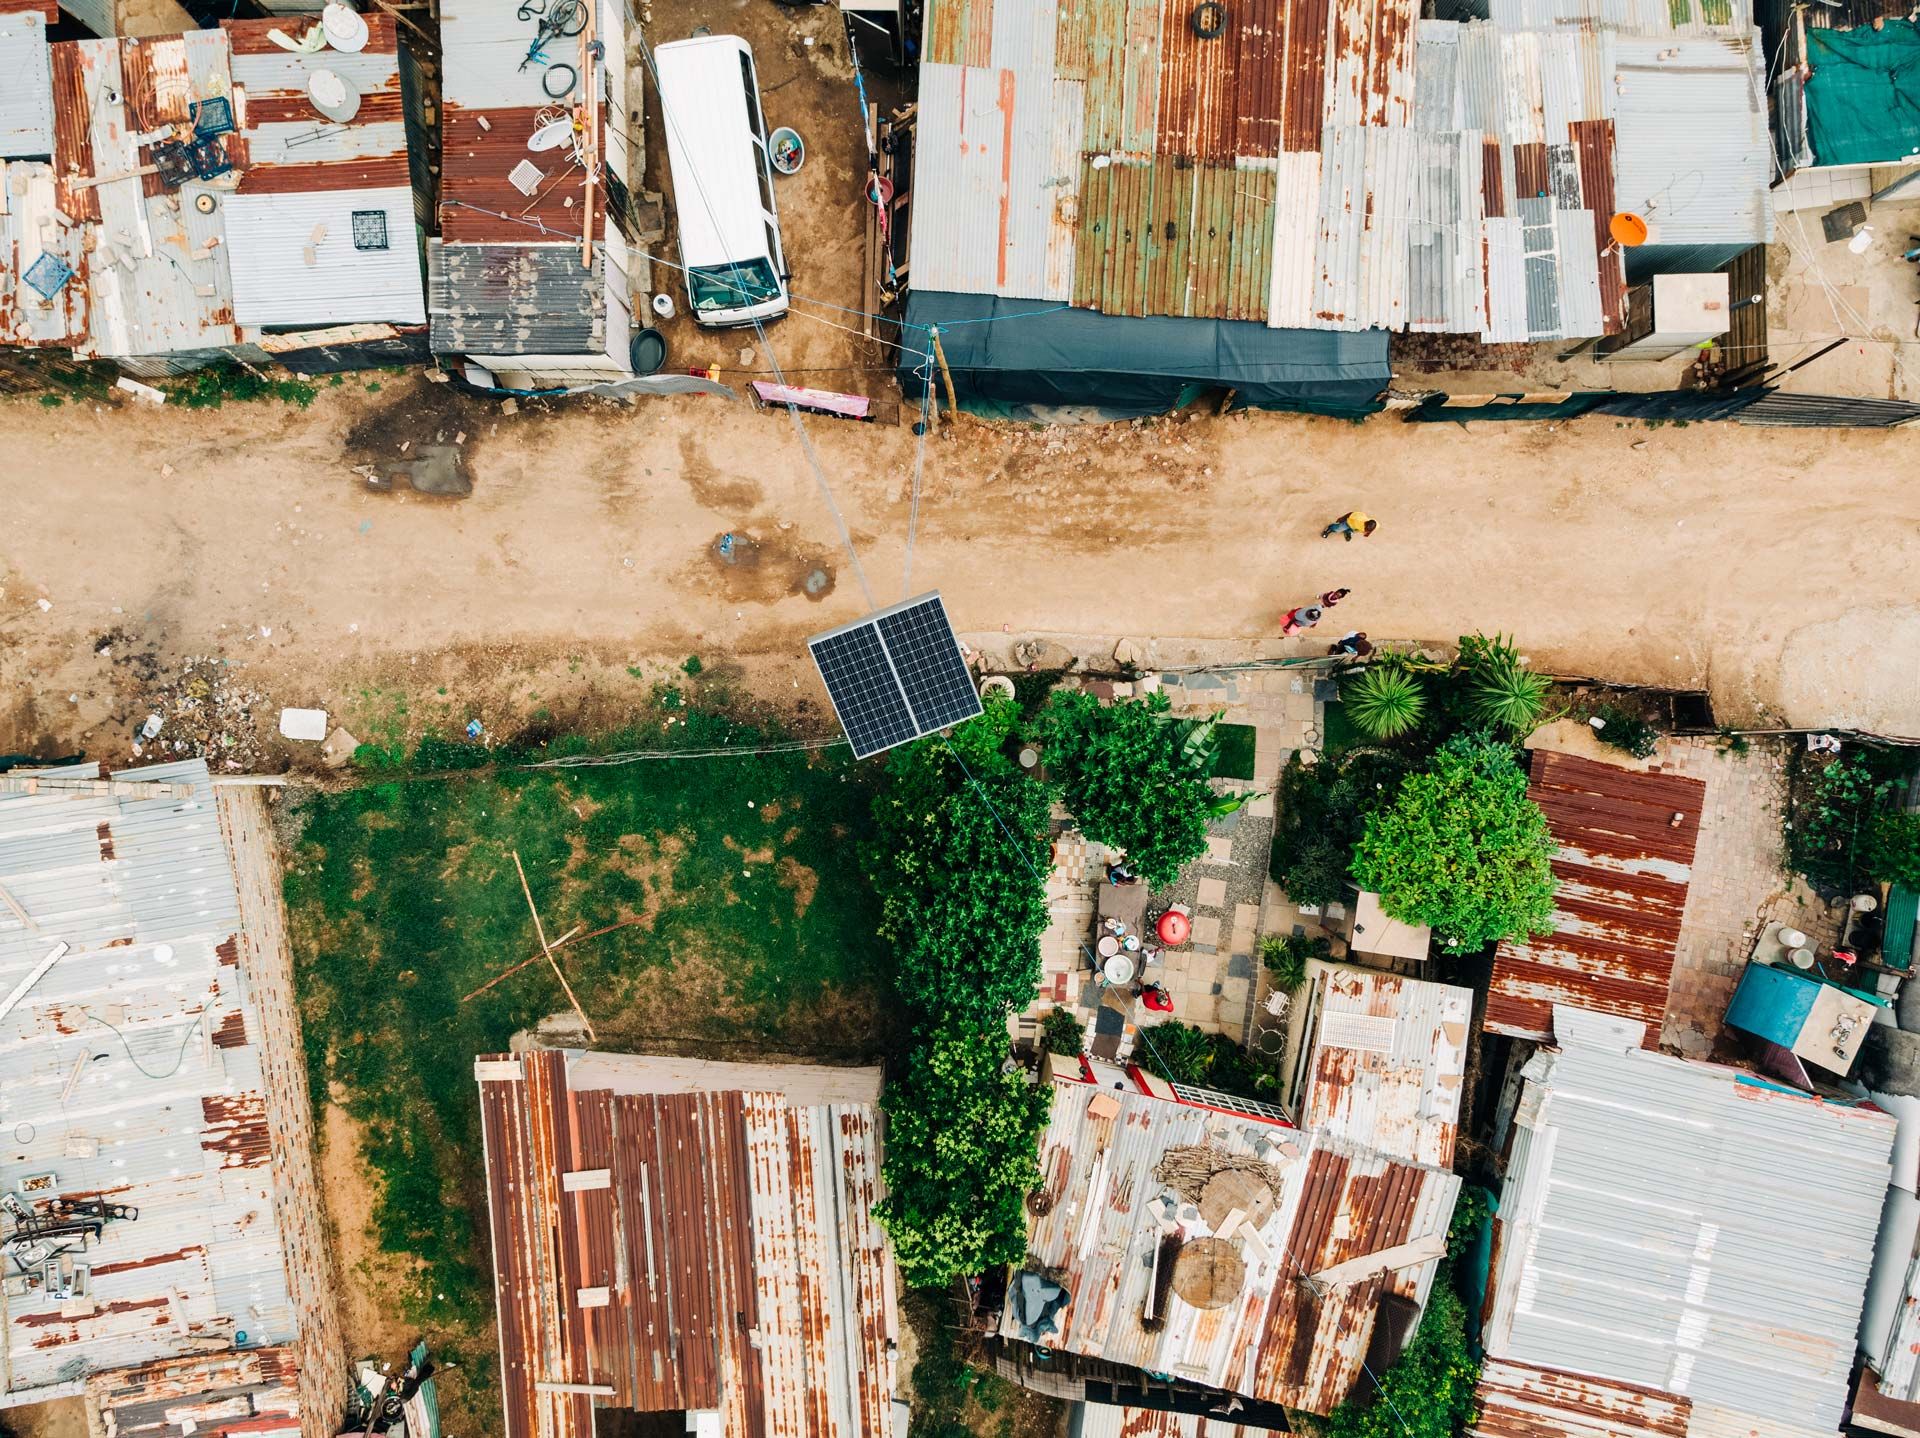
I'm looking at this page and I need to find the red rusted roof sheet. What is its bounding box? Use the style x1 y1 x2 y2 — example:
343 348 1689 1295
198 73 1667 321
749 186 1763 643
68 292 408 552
440 105 604 244
1471 1358 1692 1438
87 1347 303 1438
1571 118 1627 335
1154 0 1286 163
1486 751 1706 1045
476 1050 897 1438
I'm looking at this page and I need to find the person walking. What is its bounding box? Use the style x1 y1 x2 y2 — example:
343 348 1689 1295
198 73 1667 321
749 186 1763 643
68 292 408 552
1280 603 1325 637
1320 511 1377 541
1328 631 1373 658
1320 588 1351 608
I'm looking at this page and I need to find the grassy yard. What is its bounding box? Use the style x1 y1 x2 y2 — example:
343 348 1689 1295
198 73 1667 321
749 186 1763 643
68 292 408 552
284 711 893 1365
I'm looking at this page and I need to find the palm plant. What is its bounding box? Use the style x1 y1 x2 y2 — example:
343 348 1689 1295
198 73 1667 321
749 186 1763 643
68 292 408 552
1344 666 1426 740
1460 631 1551 734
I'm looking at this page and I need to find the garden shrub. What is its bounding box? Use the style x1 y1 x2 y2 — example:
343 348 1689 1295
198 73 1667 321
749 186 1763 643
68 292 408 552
1133 1019 1273 1100
1866 812 1920 889
1260 931 1329 990
1588 702 1659 760
1352 731 1557 954
1458 632 1550 735
1269 751 1409 910
1344 665 1426 740
1040 1006 1086 1056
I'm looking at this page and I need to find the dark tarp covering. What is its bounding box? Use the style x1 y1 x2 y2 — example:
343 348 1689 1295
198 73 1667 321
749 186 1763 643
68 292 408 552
900 290 1389 419
1805 22 1920 168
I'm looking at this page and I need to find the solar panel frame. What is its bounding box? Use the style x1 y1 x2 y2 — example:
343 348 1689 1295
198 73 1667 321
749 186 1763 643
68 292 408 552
808 591 983 759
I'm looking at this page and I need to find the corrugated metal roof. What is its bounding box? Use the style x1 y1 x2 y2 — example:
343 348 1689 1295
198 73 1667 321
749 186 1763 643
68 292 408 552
911 0 1754 343
1076 1407 1264 1438
0 12 52 158
1298 966 1471 1169
1483 1006 1897 1438
224 187 425 327
1001 1073 1458 1416
475 1049 897 1438
0 160 89 345
224 16 412 195
1611 35 1773 250
1471 1358 1693 1438
1487 751 1705 1044
0 761 296 1402
428 240 604 356
86 1346 302 1438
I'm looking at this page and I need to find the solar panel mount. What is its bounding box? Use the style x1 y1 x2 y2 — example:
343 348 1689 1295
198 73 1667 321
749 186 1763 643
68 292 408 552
809 592 983 758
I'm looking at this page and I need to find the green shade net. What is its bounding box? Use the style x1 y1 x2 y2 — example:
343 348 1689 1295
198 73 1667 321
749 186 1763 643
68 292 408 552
1806 22 1920 167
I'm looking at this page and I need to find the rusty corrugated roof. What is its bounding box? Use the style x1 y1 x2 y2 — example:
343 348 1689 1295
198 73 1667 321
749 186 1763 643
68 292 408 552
86 1347 302 1438
1471 1357 1692 1438
1486 750 1705 1045
1297 966 1472 1170
1002 1075 1458 1416
1079 1407 1265 1438
475 1050 897 1438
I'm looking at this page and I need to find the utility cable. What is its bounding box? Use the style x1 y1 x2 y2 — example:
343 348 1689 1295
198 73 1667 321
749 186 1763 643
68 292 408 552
84 1009 204 1081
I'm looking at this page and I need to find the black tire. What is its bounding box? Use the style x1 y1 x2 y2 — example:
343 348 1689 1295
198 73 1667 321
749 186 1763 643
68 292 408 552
1190 0 1226 37
542 61 578 98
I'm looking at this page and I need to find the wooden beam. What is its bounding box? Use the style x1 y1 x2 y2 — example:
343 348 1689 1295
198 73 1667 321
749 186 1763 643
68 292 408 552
0 943 69 1027
0 775 194 799
534 1383 615 1397
0 880 37 931
1310 1233 1448 1289
511 851 596 1041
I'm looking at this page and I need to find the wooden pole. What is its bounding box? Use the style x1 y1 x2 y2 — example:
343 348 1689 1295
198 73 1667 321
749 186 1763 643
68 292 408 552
577 3 597 272
929 325 959 420
510 851 596 1041
460 924 581 1003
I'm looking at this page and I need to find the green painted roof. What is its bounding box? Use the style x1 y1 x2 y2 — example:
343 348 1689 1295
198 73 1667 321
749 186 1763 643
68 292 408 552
1885 883 1918 971
1805 22 1920 167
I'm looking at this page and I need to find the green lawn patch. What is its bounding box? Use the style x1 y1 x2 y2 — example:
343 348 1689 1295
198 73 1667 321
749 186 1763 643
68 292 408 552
1320 696 1364 756
284 713 892 1329
1213 721 1258 781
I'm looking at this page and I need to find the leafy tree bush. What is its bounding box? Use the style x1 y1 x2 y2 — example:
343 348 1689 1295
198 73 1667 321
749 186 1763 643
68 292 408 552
869 698 1053 1032
1866 812 1920 889
1352 731 1557 954
1040 1006 1086 1056
1326 1279 1479 1438
1134 1020 1274 1100
1260 931 1329 990
1459 633 1551 735
1035 690 1217 887
1344 666 1427 740
1269 751 1410 909
876 1019 1052 1288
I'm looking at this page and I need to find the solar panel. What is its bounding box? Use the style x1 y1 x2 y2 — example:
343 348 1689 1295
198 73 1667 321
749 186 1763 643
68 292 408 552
809 592 983 759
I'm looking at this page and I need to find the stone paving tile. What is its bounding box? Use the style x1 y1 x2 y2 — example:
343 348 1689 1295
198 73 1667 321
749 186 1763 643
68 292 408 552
1204 835 1236 865
1193 914 1223 946
1197 877 1229 908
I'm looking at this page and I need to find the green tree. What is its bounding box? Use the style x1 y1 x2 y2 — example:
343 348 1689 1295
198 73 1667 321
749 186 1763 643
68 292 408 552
1269 750 1410 909
1459 632 1551 735
876 1020 1052 1288
1866 811 1920 890
1040 1006 1086 1056
1788 752 1897 894
1326 1280 1480 1438
1036 690 1216 888
869 698 1053 1031
1134 1019 1273 1100
1352 731 1556 954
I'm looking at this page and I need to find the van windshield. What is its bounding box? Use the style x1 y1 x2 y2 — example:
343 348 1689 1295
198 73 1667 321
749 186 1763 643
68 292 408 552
688 258 781 313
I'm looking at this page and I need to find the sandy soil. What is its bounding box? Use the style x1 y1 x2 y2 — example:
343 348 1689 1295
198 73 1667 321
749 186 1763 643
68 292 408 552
2 381 1918 761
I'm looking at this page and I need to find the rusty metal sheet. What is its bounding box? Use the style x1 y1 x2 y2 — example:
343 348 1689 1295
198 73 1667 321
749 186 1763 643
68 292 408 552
1074 158 1273 320
440 105 604 244
1570 117 1625 332
1472 1358 1692 1438
475 1052 897 1438
1487 751 1706 1045
1003 1070 1457 1416
86 1347 302 1438
1154 0 1285 162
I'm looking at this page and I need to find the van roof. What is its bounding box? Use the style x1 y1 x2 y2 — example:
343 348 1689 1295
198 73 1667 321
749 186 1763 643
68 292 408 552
654 35 767 270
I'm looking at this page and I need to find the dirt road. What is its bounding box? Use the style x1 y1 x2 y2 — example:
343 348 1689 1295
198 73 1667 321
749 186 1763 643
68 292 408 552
3 381 1918 759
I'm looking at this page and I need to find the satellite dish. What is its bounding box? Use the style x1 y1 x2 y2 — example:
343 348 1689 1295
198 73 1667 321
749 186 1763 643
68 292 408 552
308 68 361 123
321 2 369 51
528 117 575 152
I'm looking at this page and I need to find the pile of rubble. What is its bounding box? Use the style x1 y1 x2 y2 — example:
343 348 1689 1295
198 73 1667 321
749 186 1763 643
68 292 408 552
130 657 270 771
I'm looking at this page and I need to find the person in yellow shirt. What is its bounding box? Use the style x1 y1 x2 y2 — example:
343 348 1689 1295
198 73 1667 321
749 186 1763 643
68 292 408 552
1320 510 1378 541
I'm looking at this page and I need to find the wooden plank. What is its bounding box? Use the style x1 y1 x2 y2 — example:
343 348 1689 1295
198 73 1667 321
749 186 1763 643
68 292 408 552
0 880 36 931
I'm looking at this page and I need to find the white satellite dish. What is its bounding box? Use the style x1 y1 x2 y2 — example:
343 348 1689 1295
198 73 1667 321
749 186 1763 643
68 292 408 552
308 68 361 123
528 117 575 152
321 2 369 52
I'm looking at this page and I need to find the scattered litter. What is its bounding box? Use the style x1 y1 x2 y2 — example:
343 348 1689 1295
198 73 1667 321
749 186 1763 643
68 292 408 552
160 463 175 477
140 714 164 740
359 520 373 534
501 397 519 416
35 599 51 612
68 694 78 704
259 626 271 637
97 646 111 659
466 719 485 740
135 660 268 769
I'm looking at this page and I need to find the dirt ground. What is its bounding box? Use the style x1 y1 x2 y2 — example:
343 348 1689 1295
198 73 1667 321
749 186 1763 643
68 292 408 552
3 379 1919 763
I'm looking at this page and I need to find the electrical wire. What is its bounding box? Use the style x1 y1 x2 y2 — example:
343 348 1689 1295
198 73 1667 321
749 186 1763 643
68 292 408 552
902 340 935 597
84 1009 205 1081
520 737 843 768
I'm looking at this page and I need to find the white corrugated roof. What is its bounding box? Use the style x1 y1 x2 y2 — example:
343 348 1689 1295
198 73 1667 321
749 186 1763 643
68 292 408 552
0 13 52 159
0 762 296 1402
223 188 426 327
1484 1005 1896 1438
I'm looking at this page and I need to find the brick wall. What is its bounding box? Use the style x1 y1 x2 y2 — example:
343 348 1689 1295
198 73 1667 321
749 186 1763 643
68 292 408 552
216 788 347 1438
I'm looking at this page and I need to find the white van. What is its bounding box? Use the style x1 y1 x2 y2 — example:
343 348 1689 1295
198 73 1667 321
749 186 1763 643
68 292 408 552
653 35 790 328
